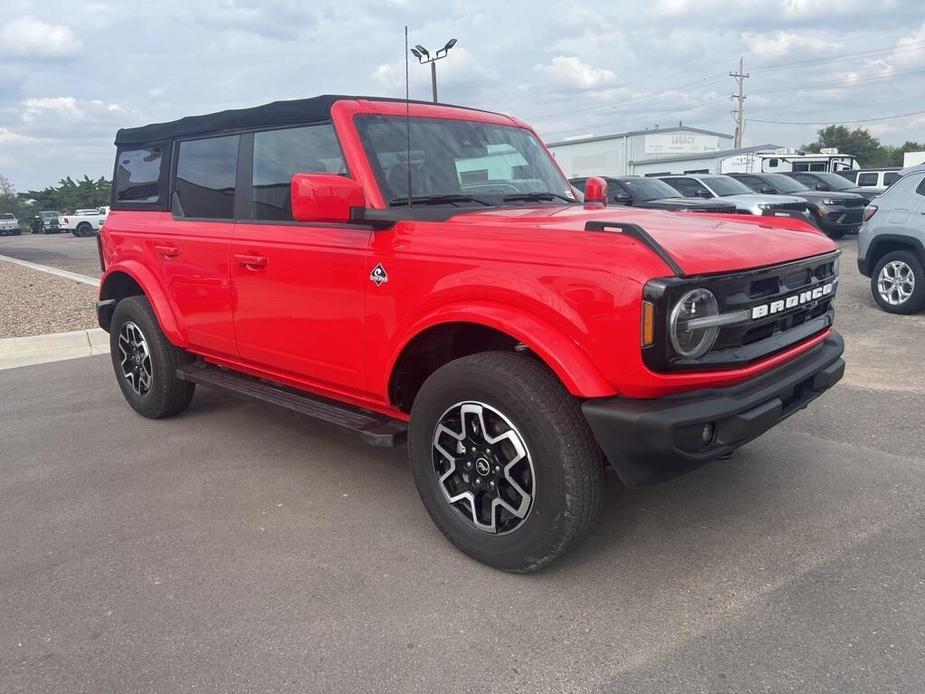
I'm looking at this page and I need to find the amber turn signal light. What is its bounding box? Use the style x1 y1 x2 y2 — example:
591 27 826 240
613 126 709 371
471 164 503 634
641 301 656 347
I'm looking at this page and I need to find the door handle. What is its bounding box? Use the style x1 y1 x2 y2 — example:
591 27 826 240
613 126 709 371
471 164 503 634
234 254 268 268
154 245 179 258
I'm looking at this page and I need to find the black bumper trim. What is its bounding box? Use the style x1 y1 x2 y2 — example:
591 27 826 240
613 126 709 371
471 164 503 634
582 331 845 488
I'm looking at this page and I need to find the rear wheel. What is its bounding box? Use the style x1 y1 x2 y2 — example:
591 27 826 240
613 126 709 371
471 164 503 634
408 351 603 573
76 222 92 237
871 250 925 314
109 296 195 418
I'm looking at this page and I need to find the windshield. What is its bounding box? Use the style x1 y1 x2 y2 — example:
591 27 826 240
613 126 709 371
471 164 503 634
620 178 681 201
356 115 575 206
762 174 809 193
813 172 855 190
701 176 753 196
40 211 59 218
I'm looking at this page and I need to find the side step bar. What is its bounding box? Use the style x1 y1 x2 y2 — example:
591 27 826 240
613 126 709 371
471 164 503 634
177 362 407 447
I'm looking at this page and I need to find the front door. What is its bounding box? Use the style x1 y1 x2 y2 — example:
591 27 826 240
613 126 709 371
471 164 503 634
230 124 370 394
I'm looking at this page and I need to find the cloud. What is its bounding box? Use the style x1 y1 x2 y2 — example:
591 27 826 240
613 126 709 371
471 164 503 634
0 16 82 59
534 56 617 91
195 0 318 40
741 30 842 58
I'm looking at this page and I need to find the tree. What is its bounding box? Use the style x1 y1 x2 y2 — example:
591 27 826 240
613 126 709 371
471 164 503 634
802 126 925 168
19 176 112 213
0 174 33 221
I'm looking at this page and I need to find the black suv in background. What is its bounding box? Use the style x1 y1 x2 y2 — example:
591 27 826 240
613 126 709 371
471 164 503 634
570 176 738 213
728 172 866 238
31 210 62 234
783 171 879 204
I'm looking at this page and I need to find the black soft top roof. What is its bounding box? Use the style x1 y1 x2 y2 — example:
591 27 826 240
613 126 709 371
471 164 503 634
114 94 486 145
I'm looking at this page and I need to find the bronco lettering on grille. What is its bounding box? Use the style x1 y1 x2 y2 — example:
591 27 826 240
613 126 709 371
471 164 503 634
751 282 834 319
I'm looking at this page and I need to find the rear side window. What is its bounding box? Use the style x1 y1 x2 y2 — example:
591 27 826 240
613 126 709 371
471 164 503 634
857 172 878 187
252 124 346 221
174 135 239 219
840 170 859 183
115 144 165 204
884 172 900 186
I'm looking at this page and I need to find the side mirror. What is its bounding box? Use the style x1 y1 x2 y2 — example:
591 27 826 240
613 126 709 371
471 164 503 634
760 186 776 194
291 173 366 223
814 182 831 191
695 189 712 199
583 176 608 206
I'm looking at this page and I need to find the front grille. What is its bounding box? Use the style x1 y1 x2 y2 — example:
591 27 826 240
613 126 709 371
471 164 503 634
768 202 808 212
839 198 866 208
696 206 737 214
643 252 839 372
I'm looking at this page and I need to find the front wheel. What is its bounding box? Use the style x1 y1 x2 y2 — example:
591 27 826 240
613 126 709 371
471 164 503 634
109 296 195 418
408 352 603 573
871 251 925 314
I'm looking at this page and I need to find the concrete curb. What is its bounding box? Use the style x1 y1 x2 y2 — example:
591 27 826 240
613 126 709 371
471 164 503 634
0 328 110 371
0 254 100 287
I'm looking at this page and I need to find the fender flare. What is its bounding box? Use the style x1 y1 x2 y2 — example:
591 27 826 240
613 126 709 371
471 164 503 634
99 261 187 346
384 301 617 399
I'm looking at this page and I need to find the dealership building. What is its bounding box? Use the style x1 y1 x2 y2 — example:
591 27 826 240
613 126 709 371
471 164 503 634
546 125 857 177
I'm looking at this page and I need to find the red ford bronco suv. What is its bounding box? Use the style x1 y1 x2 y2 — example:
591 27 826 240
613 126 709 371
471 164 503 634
97 95 844 572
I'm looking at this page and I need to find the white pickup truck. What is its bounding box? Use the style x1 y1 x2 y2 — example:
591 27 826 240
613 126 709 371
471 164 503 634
58 206 109 237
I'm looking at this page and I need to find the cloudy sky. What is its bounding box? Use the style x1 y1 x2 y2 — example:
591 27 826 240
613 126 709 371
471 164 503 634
1 0 923 191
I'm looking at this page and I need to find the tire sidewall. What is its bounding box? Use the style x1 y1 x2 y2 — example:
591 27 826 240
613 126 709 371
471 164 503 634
871 251 925 314
409 360 578 571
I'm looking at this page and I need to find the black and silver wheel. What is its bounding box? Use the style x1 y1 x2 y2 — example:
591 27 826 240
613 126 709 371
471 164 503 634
109 295 195 418
76 222 92 237
871 250 925 314
409 351 603 573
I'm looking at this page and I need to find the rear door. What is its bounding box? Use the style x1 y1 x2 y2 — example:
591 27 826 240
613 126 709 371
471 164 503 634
230 124 369 394
164 135 239 356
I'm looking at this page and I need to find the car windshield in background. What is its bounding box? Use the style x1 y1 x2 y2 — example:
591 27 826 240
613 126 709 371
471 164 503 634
814 172 856 190
762 174 809 193
702 176 753 196
355 116 575 207
620 178 682 201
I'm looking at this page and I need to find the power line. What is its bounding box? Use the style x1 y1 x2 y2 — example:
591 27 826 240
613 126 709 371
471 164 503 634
750 39 925 73
751 65 925 96
746 108 925 126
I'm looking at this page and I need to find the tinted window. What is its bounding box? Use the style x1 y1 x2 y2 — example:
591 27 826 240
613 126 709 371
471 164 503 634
662 177 709 197
701 176 752 196
762 174 808 193
734 175 764 192
620 178 681 200
840 170 859 183
812 172 855 190
790 173 818 187
175 135 239 219
252 124 347 221
883 172 900 186
857 173 878 187
915 177 925 196
570 178 587 193
115 145 164 203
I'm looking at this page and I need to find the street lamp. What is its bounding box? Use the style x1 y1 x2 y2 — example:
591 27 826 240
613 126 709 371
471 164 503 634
410 38 457 103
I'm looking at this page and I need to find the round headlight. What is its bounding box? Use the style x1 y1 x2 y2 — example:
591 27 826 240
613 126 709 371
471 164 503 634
669 289 720 359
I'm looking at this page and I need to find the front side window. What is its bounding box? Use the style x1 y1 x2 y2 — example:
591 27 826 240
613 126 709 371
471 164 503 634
115 144 165 203
663 178 710 197
174 135 239 219
252 124 347 221
734 175 764 192
356 116 574 206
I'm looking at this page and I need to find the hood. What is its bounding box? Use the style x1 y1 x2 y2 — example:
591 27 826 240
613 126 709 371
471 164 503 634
718 193 807 206
792 190 865 203
447 205 836 276
636 198 738 211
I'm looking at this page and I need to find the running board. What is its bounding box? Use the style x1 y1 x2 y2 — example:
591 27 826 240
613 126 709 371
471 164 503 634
176 362 407 447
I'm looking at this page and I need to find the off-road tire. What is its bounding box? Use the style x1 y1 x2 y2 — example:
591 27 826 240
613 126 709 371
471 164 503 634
871 250 925 314
109 295 195 418
408 351 603 573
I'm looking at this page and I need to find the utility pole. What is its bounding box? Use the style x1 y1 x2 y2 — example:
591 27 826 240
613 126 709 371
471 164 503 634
730 56 749 149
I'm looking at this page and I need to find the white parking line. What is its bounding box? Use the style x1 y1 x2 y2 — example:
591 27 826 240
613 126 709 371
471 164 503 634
0 254 100 287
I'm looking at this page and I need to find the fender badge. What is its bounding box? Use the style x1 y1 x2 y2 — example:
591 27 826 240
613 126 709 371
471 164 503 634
370 263 389 286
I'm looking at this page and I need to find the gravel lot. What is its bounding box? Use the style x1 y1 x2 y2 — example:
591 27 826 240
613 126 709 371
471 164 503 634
0 260 98 338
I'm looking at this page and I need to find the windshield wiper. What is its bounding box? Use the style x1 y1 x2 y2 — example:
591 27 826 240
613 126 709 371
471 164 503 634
388 194 491 207
501 192 575 204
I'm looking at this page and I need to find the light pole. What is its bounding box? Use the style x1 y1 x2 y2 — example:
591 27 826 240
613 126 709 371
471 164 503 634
410 38 457 103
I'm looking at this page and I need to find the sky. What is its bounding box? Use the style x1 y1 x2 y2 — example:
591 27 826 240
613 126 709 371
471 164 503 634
1 0 924 191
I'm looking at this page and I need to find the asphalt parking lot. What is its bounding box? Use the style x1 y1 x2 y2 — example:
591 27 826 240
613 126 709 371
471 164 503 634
0 233 102 279
1 236 923 693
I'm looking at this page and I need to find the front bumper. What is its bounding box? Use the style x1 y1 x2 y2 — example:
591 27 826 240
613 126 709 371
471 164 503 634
817 206 863 231
582 331 845 488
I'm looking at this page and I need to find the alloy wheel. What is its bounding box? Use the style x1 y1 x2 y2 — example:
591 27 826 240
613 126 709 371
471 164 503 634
118 321 153 397
432 401 535 534
877 260 915 306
